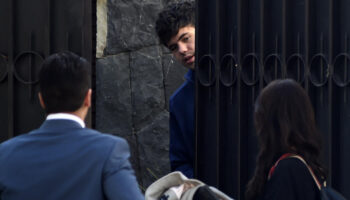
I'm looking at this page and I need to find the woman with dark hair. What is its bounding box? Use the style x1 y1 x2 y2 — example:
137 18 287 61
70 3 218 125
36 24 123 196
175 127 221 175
245 79 327 200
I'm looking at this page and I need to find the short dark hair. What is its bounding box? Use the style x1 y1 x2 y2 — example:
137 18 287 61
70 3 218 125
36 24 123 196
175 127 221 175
155 1 195 47
39 51 91 114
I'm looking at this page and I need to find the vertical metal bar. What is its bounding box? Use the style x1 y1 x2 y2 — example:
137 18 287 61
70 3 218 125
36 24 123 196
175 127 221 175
194 0 199 179
260 0 265 90
320 33 324 84
82 0 86 58
7 0 14 139
275 35 278 79
29 32 34 100
230 33 237 101
328 0 333 185
252 34 256 82
252 33 255 104
282 0 287 78
45 0 51 57
215 0 220 188
305 0 310 91
209 33 212 99
298 33 301 81
90 0 97 128
81 0 90 127
344 34 347 103
237 0 243 198
81 31 85 58
320 33 324 104
230 33 233 102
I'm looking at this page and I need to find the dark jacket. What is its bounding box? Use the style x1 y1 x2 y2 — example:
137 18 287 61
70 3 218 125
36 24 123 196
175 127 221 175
169 70 195 178
259 158 320 200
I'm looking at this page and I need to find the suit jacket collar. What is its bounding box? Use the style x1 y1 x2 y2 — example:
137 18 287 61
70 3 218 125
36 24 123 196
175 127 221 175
34 119 84 134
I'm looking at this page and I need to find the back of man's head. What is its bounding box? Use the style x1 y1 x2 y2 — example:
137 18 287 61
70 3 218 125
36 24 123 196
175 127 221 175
155 0 195 47
39 51 91 114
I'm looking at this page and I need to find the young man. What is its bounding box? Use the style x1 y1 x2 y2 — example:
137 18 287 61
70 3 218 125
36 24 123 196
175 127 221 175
156 1 195 178
0 52 144 200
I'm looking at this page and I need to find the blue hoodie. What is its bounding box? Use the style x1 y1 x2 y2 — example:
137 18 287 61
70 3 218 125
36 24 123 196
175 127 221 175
169 69 195 178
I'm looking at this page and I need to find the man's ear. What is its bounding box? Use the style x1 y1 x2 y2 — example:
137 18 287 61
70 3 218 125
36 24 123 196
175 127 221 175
38 93 46 109
83 89 92 108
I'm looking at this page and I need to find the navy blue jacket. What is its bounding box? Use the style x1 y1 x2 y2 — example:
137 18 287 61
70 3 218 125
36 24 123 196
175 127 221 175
0 119 144 200
259 158 320 200
169 70 195 178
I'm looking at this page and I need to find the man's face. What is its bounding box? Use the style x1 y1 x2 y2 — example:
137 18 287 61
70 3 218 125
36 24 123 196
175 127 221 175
167 25 195 70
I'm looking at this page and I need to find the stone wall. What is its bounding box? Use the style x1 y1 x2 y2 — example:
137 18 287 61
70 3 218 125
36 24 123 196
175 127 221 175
95 0 188 190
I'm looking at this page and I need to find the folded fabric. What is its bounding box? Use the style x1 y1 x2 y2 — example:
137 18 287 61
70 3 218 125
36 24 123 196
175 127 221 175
145 171 234 200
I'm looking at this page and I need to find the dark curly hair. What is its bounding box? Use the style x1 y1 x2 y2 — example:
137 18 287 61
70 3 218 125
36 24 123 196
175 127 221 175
245 79 327 200
155 1 195 47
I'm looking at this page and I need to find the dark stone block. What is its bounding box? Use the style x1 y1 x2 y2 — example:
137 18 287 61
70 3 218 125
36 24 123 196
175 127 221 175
121 133 143 187
137 111 170 188
95 54 133 137
130 46 165 131
95 54 142 186
162 53 188 110
105 0 163 55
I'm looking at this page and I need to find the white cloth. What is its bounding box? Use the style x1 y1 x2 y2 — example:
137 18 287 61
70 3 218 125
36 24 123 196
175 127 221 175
145 171 233 200
46 113 85 128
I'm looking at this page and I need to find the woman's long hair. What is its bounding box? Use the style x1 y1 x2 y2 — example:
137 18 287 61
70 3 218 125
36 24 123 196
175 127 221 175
245 79 326 200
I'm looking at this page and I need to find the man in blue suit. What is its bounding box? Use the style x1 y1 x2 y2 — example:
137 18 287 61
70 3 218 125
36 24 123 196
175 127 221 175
0 52 144 200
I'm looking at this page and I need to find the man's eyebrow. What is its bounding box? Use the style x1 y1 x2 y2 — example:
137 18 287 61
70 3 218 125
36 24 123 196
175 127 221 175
177 32 188 42
168 32 189 50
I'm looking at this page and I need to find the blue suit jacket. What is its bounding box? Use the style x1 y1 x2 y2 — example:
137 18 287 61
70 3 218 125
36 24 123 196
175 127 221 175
0 119 144 200
169 70 195 178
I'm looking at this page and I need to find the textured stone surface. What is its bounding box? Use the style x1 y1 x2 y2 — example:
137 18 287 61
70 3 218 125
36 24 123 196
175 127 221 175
130 46 165 131
96 0 107 58
95 54 132 136
162 53 188 110
137 111 170 188
105 0 163 55
95 54 142 183
95 0 191 189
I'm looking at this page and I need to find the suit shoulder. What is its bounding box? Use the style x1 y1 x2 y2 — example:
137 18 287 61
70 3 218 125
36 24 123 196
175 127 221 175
83 129 128 145
0 133 31 148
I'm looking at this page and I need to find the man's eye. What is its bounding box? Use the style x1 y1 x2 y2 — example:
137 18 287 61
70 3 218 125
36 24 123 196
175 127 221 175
169 46 178 52
183 37 190 42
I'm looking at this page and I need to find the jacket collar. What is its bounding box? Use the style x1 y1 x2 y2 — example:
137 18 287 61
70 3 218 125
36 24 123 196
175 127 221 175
34 119 84 133
185 69 195 83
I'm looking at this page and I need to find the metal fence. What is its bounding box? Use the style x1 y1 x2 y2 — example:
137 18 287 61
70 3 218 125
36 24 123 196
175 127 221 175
195 0 350 199
0 0 95 142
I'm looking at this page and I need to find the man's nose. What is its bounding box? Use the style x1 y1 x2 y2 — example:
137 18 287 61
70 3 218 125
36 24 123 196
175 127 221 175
178 43 187 54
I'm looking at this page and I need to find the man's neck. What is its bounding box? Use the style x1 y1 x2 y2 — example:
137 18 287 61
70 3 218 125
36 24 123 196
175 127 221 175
67 110 86 121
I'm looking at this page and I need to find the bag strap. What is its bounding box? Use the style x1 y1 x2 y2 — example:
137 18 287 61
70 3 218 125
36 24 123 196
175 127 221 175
268 153 322 190
268 153 294 180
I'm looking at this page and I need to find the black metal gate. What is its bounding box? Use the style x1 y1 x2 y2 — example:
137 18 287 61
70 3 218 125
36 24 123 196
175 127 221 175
0 0 95 143
195 0 350 199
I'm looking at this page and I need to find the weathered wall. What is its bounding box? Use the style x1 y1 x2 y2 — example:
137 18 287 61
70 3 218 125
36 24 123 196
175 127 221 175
95 0 188 190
